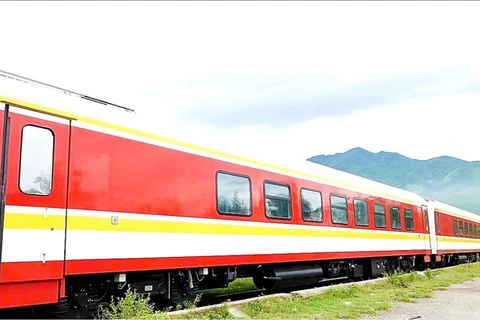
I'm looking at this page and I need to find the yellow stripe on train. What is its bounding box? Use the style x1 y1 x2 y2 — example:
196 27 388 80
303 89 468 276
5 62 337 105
4 212 425 241
5 211 480 246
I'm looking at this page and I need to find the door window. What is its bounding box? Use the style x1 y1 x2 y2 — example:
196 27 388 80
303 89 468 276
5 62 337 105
19 125 54 195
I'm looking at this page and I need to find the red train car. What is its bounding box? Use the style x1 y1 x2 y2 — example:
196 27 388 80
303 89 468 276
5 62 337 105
0 70 478 317
427 200 480 265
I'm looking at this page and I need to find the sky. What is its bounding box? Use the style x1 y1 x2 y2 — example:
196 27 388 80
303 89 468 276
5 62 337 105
1 1 480 163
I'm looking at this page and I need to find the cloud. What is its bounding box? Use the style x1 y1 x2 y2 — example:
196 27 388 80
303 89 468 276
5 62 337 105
165 91 480 166
173 66 480 129
1 0 480 165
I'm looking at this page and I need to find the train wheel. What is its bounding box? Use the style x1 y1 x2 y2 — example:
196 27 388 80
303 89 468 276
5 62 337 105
385 259 400 275
399 259 413 273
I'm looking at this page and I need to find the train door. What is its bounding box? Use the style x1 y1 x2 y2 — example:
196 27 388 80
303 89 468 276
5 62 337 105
0 103 71 307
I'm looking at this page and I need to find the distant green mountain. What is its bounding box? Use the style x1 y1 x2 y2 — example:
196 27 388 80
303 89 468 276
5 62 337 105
307 147 480 214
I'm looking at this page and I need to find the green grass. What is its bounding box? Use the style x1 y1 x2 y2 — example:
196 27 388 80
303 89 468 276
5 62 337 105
199 278 256 296
98 262 480 320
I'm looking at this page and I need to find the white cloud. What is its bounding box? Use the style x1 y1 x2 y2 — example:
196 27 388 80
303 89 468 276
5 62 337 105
1 1 480 162
162 92 480 163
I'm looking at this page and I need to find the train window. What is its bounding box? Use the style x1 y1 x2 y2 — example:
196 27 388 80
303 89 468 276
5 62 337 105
478 225 480 238
264 182 291 219
390 206 401 229
404 209 414 230
216 172 252 216
19 125 54 196
330 194 348 224
301 188 323 222
474 225 477 239
354 198 369 226
435 214 440 234
469 223 473 237
374 203 386 228
459 222 464 236
453 220 458 236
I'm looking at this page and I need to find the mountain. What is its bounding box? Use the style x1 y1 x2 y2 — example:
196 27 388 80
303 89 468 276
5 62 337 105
307 147 480 214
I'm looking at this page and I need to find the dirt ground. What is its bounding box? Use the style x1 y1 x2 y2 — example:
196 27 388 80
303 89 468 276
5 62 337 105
361 278 480 320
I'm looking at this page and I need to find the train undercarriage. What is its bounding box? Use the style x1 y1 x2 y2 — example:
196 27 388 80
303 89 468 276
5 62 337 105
31 253 479 319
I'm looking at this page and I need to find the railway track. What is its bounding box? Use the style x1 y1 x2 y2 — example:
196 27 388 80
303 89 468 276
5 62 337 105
0 264 470 319
194 276 355 310
169 266 456 316
198 288 267 307
191 260 479 312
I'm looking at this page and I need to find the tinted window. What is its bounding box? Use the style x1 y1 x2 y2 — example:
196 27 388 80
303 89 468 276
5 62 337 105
435 214 440 234
474 225 477 239
453 220 458 236
469 223 473 237
265 182 291 219
390 207 401 229
459 221 464 236
301 189 323 222
216 172 251 216
19 125 54 196
354 199 369 226
374 203 386 227
330 194 348 224
404 209 414 230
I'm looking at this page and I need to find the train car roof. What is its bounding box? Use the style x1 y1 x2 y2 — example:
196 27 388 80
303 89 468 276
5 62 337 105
0 70 429 207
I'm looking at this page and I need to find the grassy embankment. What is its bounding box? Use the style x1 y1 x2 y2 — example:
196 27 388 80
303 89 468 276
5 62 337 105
98 262 480 319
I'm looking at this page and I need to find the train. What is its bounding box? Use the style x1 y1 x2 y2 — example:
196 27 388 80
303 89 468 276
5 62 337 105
0 70 479 318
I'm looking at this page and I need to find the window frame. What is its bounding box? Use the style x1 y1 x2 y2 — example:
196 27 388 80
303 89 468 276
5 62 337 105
353 198 369 227
300 187 323 223
330 193 348 225
435 213 440 234
469 223 473 238
215 171 253 217
374 203 387 228
404 208 414 231
18 124 55 197
263 180 292 220
459 221 464 236
453 220 458 236
390 206 401 230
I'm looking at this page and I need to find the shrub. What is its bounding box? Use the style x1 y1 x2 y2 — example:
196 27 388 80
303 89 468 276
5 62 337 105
97 287 160 320
424 268 435 279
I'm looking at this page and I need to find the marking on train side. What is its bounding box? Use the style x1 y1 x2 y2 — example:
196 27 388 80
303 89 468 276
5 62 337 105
2 211 429 241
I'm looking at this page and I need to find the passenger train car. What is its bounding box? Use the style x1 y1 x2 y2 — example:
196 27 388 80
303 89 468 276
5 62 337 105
0 70 479 318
